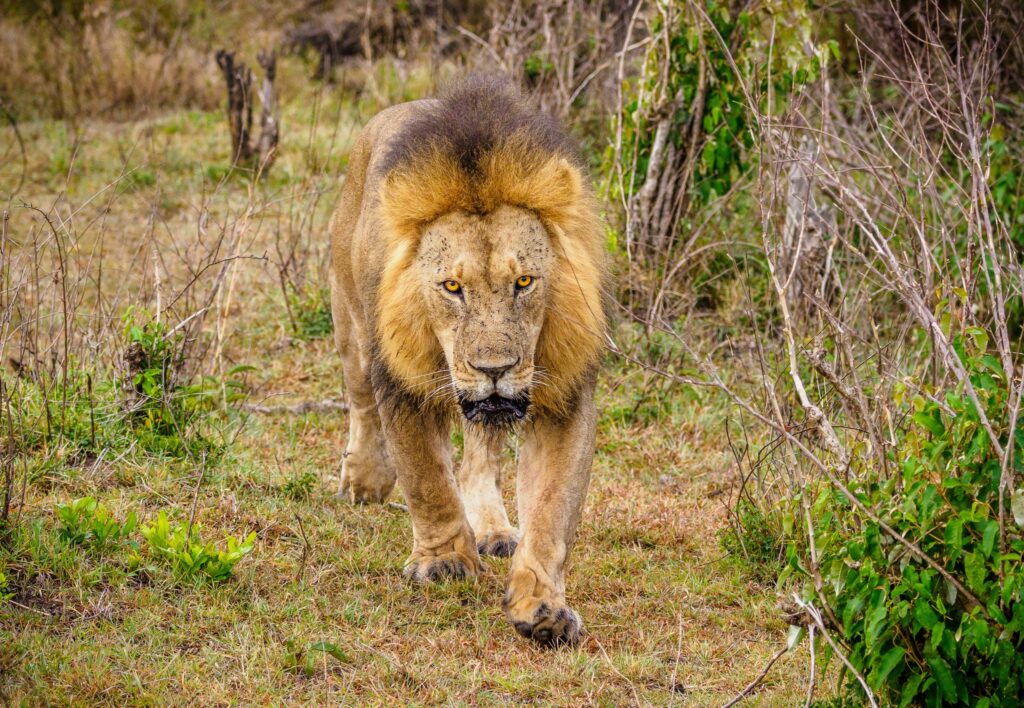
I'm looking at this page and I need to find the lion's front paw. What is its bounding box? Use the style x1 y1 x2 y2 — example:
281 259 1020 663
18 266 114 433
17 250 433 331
503 568 583 647
403 550 480 583
476 529 519 558
504 594 583 648
338 453 395 504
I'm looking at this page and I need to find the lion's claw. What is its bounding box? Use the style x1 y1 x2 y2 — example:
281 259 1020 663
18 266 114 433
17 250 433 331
476 530 519 557
507 600 583 647
404 551 479 583
338 454 395 504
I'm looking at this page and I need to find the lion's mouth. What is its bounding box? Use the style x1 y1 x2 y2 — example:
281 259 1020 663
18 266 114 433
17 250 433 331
459 393 530 426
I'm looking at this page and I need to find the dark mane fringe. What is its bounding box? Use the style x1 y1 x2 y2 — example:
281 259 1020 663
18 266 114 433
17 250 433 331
381 75 583 179
368 343 453 428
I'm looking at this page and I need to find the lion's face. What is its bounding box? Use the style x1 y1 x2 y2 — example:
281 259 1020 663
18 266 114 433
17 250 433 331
413 205 554 425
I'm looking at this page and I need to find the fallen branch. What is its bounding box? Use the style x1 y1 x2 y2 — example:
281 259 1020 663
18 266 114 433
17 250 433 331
722 644 788 708
243 398 349 415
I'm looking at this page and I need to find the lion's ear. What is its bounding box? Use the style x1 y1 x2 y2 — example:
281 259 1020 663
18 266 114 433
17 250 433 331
542 157 583 208
520 157 583 227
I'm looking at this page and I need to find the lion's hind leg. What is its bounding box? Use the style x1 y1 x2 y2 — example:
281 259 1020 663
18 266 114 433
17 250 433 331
457 424 519 557
334 294 396 503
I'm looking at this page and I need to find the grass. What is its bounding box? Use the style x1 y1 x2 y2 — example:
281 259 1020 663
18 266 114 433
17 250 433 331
1 61 815 705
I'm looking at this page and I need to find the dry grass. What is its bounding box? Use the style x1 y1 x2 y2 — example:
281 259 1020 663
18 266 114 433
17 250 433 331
0 56 817 705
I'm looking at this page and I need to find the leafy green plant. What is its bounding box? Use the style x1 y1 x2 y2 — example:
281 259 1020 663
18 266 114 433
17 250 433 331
56 497 138 551
282 471 318 500
122 307 251 457
283 639 350 676
523 54 554 80
611 0 827 207
721 498 784 583
288 287 333 341
791 332 1024 706
140 512 256 583
0 566 11 603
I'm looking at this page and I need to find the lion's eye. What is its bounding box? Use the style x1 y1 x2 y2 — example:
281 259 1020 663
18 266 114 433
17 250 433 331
443 280 462 294
515 275 534 290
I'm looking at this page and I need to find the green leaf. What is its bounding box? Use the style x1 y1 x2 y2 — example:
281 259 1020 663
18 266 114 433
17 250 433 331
964 551 987 592
913 410 945 437
787 624 805 651
926 654 957 701
309 641 349 663
898 672 926 708
864 598 888 650
913 601 939 630
870 646 906 690
981 520 999 557
944 517 963 555
1012 489 1024 528
966 326 989 352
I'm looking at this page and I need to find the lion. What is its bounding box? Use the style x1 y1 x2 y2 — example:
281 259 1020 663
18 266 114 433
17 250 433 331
328 76 606 647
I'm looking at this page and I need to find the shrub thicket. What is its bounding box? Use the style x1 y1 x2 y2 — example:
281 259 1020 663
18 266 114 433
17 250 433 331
616 1 1024 704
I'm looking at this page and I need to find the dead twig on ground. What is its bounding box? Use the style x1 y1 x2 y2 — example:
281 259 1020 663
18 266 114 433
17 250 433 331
243 398 348 415
721 644 788 708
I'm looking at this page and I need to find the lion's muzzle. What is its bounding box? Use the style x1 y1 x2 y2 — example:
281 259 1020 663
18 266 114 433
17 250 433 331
459 393 530 426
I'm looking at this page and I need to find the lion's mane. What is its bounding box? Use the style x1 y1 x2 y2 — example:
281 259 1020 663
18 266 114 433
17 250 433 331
374 77 607 417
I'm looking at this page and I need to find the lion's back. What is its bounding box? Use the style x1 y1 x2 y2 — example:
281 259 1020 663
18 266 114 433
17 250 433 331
329 98 440 319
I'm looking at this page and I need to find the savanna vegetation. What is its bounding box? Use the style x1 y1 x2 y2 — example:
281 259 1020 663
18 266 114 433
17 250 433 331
1 0 1022 705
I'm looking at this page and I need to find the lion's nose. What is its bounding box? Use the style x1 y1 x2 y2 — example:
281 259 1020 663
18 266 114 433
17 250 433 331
469 357 520 383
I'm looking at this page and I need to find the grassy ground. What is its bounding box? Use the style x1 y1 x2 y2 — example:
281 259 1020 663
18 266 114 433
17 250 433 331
1 65 813 705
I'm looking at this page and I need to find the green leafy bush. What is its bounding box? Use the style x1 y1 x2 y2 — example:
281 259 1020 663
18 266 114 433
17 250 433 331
793 333 1024 705
4 308 249 464
612 0 827 206
140 512 256 583
56 497 138 552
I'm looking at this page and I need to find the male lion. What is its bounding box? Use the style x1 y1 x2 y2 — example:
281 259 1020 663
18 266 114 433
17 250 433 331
328 77 606 647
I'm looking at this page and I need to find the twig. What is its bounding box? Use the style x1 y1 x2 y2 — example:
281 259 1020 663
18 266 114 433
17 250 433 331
794 596 878 708
804 625 816 708
721 645 788 707
9 599 52 617
592 634 642 706
243 398 349 415
185 452 208 543
294 513 310 584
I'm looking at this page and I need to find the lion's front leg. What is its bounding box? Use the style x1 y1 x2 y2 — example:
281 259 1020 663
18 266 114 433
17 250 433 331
504 382 596 647
382 409 482 583
457 424 518 557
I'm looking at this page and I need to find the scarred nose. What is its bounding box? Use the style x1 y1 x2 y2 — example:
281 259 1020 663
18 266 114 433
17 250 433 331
469 357 520 383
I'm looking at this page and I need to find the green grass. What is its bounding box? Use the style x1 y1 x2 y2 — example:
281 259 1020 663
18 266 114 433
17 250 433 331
0 60 816 705
3 403 810 703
